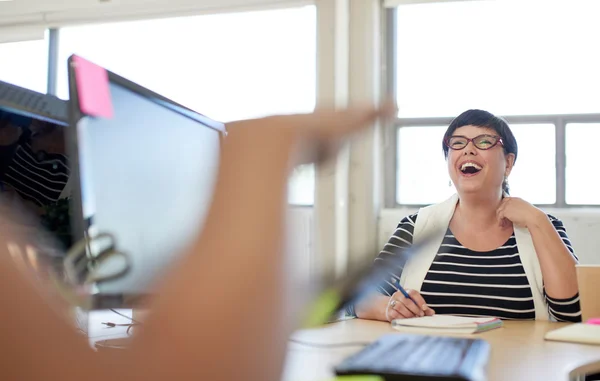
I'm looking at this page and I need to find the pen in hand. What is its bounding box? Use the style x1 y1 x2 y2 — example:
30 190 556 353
389 284 434 320
397 284 418 305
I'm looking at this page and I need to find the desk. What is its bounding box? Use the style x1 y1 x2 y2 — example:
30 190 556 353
283 319 600 381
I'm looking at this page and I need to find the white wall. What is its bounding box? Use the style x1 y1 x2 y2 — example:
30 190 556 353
379 207 600 265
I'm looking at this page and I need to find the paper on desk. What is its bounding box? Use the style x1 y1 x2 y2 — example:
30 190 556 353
393 315 498 328
544 323 600 345
391 315 502 334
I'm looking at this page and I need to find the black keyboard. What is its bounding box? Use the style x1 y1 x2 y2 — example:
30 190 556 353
335 334 490 381
0 80 68 125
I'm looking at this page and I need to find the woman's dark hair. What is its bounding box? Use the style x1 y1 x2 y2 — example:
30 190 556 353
442 109 518 195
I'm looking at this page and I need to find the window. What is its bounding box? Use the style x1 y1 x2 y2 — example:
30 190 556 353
388 0 600 206
56 6 317 205
566 124 600 205
394 0 600 118
0 35 48 93
396 126 455 205
507 124 555 204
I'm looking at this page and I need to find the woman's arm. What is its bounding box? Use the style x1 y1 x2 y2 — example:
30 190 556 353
527 213 579 299
355 293 393 321
497 198 579 300
127 119 298 381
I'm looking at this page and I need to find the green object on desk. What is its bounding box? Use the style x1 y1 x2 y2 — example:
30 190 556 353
303 289 340 328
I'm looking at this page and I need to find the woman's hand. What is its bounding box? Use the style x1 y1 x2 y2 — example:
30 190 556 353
385 289 435 321
496 197 546 229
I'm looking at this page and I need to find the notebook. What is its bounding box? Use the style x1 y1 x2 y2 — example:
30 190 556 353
391 315 503 334
544 323 600 345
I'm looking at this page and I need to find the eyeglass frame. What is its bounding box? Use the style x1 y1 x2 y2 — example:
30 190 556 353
444 134 504 151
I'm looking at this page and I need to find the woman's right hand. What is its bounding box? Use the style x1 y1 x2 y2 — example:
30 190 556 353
385 289 435 321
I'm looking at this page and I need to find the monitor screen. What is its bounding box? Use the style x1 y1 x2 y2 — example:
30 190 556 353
71 80 222 296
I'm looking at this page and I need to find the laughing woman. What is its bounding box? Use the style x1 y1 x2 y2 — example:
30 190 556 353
354 109 581 322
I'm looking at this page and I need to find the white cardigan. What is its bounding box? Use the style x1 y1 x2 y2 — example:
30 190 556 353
399 194 550 321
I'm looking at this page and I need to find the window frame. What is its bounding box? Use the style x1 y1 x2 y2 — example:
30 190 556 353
383 7 600 209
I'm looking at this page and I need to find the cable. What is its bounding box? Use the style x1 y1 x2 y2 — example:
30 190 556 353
101 309 143 336
101 321 139 336
110 308 142 324
288 338 370 348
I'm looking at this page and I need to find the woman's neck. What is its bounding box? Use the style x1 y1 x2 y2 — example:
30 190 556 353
456 193 503 228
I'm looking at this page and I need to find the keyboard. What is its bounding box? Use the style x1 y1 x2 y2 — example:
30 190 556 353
0 80 68 125
334 334 490 381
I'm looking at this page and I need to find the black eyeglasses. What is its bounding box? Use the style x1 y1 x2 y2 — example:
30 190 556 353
444 134 503 151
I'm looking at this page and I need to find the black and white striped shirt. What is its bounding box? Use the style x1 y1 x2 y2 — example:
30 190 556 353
374 213 581 322
1 140 69 207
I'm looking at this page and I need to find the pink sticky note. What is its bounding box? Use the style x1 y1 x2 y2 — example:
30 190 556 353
587 318 600 325
73 55 114 119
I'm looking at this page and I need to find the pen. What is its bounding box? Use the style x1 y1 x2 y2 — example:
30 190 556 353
396 283 419 307
395 283 425 317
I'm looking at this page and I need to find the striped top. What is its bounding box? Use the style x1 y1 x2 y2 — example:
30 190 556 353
374 213 581 322
1 139 69 207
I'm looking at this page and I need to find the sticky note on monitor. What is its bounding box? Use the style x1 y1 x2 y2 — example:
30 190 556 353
73 55 114 119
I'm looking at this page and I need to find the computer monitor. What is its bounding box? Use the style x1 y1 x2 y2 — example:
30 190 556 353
66 55 226 309
0 80 72 249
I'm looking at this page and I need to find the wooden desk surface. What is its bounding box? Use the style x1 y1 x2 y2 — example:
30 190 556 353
283 319 600 381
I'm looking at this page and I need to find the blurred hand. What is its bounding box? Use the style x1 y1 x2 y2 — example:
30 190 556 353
385 289 435 321
226 101 397 166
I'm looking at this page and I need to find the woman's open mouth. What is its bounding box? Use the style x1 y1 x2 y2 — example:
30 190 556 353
459 161 483 176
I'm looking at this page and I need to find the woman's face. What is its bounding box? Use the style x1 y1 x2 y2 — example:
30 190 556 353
447 125 514 197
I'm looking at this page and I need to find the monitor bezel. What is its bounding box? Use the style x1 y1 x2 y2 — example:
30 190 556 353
0 79 69 126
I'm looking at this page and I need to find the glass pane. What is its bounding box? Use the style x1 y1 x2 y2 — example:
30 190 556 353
57 6 316 205
396 124 555 205
395 0 600 117
566 123 600 205
397 126 456 205
507 124 556 204
56 7 316 121
288 164 315 206
0 36 48 93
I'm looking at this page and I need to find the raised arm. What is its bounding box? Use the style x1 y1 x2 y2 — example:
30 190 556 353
497 198 579 303
0 104 395 381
